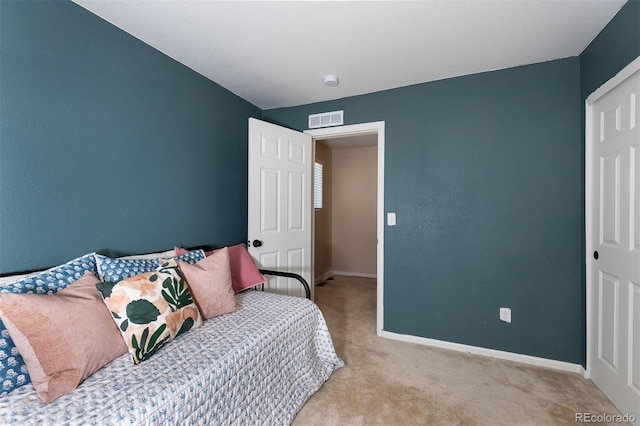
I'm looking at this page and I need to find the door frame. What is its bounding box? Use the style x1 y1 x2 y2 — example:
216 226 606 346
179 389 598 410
585 55 640 379
305 121 385 335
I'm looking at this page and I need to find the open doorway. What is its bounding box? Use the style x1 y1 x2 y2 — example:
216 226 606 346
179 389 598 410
314 136 377 283
306 122 385 334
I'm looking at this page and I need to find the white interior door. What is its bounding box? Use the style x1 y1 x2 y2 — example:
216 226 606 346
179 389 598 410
587 57 640 424
248 118 312 298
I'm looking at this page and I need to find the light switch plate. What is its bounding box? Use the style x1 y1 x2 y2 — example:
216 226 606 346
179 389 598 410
387 212 396 226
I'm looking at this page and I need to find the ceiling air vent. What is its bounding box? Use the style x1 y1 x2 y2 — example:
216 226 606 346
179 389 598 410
308 110 344 129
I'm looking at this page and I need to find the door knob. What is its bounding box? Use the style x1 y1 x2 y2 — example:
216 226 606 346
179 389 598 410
593 251 599 260
252 239 263 248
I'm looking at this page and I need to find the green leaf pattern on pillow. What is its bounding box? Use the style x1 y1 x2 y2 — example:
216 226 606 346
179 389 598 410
131 324 170 363
96 259 202 364
126 299 160 325
157 263 194 311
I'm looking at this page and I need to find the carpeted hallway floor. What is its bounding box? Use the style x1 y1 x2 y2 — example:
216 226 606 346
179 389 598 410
292 275 625 426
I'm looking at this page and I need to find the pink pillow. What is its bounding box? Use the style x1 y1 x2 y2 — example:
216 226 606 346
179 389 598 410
178 247 238 319
0 272 127 403
175 244 266 293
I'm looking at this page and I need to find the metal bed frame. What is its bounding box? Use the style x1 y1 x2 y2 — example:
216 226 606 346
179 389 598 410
0 245 311 300
258 269 310 299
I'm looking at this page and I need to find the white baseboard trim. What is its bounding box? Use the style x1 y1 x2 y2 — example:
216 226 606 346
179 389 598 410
330 270 377 279
314 271 333 285
379 330 584 374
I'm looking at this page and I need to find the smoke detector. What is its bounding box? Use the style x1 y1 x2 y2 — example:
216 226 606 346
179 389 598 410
323 75 339 87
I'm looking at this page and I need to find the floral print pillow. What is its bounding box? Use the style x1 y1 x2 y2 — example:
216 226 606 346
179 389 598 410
96 259 202 364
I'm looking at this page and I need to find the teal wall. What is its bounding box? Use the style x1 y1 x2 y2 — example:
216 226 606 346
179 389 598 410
578 0 640 365
263 0 640 365
0 1 260 273
1 0 637 363
264 58 584 363
580 0 640 101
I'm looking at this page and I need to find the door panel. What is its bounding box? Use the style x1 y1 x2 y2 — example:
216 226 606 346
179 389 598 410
261 168 280 233
248 118 312 298
288 172 304 231
598 272 619 372
631 281 640 394
588 61 640 423
600 153 620 247
633 146 640 252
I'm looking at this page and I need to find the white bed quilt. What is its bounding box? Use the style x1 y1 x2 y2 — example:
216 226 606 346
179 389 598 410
0 290 344 425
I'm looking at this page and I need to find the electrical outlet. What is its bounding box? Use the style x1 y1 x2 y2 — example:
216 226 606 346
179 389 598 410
499 307 511 323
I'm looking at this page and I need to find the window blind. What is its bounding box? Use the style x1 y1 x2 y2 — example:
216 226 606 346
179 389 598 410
314 162 323 209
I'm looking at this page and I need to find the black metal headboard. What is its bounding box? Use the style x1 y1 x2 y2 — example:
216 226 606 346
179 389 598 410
0 244 311 300
183 244 311 299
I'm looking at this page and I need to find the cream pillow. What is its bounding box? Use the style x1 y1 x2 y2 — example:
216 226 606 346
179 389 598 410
118 249 176 260
96 259 202 364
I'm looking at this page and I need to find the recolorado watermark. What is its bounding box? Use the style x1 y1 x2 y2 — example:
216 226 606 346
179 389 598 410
575 412 636 423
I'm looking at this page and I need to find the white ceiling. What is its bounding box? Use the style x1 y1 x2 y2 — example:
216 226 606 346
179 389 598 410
72 0 627 110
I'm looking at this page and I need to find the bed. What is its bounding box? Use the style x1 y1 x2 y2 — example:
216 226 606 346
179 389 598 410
0 249 343 425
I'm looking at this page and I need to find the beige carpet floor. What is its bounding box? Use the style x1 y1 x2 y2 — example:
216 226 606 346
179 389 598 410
292 275 625 426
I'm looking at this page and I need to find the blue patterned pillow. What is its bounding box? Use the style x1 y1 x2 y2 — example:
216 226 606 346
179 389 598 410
0 252 97 396
95 250 205 283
